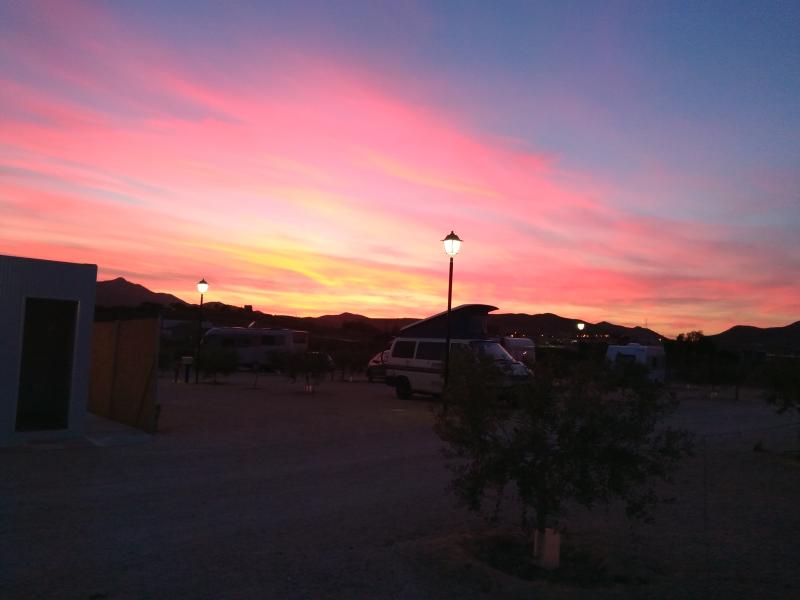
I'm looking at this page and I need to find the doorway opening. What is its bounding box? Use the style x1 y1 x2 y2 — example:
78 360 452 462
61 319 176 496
16 298 78 431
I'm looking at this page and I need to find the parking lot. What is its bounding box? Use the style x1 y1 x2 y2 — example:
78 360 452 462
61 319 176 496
2 376 799 599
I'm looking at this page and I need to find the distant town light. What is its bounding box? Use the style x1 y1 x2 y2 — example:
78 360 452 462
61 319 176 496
197 278 209 294
442 231 462 257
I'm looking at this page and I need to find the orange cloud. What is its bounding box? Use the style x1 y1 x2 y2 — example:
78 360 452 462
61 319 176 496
0 2 797 336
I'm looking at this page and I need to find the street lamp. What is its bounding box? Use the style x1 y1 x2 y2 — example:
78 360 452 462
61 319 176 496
576 322 585 342
442 231 462 391
195 278 208 383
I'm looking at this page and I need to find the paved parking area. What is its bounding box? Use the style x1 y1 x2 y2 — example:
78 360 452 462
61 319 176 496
2 376 798 599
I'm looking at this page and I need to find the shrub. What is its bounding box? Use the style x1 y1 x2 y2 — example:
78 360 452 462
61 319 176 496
435 352 693 550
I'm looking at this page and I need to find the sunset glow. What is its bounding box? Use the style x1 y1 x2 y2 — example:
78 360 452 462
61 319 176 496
2 1 798 336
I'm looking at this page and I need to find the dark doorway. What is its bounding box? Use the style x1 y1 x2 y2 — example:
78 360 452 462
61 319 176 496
16 298 78 431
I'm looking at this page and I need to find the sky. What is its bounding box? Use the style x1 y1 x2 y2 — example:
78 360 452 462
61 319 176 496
1 0 798 336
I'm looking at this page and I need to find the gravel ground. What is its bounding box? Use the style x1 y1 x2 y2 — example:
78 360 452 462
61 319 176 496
1 377 798 599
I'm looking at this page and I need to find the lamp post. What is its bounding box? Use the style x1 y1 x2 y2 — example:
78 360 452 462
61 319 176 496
442 231 462 392
576 322 585 342
195 278 208 383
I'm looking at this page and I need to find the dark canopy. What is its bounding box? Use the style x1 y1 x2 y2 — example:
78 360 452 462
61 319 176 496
399 304 498 339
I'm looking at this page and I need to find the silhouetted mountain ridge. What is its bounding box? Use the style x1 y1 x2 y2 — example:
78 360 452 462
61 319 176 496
95 278 798 350
708 321 800 353
96 277 185 307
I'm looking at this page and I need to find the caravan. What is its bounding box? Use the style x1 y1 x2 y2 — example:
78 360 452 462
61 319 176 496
606 343 666 382
202 327 309 369
385 305 531 399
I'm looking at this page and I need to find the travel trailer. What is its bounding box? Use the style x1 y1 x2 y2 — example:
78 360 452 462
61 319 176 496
202 327 309 368
385 304 531 399
605 343 666 382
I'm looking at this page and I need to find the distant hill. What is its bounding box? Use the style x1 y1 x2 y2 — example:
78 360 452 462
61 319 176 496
708 321 800 354
314 312 416 332
488 313 664 343
94 277 667 343
96 277 186 307
314 312 372 328
590 321 663 345
98 279 800 350
490 312 577 336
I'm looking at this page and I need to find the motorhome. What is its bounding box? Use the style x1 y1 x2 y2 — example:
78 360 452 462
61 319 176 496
202 327 309 368
605 343 666 382
385 304 531 399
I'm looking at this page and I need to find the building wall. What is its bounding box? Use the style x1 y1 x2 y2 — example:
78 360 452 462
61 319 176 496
0 255 97 445
89 318 160 432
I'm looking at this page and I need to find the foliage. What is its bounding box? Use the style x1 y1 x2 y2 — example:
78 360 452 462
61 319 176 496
665 331 741 386
435 352 693 535
197 345 238 382
762 356 800 415
676 330 705 344
332 347 359 380
300 352 333 377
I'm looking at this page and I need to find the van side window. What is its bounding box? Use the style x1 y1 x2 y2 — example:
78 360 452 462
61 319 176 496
392 341 416 359
416 341 446 360
616 353 636 365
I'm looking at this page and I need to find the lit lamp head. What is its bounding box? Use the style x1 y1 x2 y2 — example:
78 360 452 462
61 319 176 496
576 322 585 332
442 231 462 257
197 278 209 294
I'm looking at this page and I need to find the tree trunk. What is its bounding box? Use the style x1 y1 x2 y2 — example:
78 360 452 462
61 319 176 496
533 503 560 570
533 528 560 570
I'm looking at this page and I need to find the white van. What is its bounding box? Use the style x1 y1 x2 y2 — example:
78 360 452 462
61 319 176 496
383 304 532 399
202 327 309 368
385 336 531 398
606 343 666 382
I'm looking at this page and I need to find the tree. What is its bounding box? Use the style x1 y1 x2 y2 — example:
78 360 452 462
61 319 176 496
677 330 705 344
762 356 800 416
435 352 693 568
332 347 354 381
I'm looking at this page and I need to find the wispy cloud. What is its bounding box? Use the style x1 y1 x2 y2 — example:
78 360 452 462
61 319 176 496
0 1 797 335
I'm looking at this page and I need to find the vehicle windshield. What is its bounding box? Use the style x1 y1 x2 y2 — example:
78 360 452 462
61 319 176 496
469 341 514 361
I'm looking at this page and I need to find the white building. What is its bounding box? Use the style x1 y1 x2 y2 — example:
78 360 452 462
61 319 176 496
0 255 97 445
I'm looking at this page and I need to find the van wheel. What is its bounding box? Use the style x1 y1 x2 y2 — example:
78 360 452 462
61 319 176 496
395 377 412 400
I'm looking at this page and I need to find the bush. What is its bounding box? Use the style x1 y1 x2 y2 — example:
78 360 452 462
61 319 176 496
435 352 693 541
762 357 800 415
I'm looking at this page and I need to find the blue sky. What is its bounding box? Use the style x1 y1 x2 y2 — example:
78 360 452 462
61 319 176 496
1 0 798 333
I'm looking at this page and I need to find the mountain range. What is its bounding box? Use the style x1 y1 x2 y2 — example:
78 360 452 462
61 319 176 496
708 321 800 354
95 277 800 351
95 277 185 308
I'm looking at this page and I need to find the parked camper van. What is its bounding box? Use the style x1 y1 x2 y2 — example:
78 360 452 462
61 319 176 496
384 304 531 399
605 343 666 382
202 327 309 369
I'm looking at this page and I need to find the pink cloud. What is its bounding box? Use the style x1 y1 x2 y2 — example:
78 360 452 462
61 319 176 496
0 2 797 336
